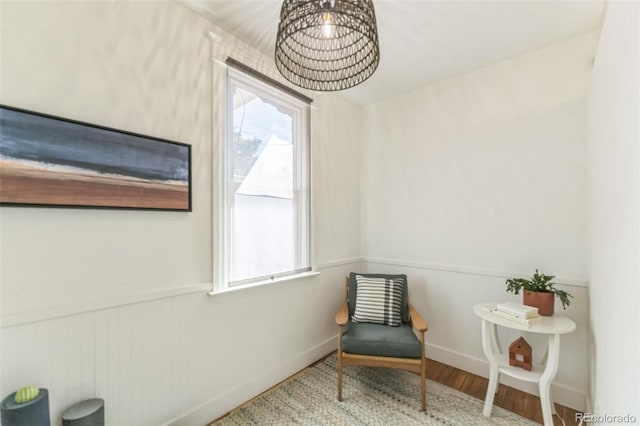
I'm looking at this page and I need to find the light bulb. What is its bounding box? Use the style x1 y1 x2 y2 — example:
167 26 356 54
322 12 334 38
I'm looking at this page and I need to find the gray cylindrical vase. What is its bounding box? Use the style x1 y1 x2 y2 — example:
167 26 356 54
62 398 105 426
1 388 50 426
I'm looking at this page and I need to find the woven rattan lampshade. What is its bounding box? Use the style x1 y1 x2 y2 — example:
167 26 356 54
275 0 380 91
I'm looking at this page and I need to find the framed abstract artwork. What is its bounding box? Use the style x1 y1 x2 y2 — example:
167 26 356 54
0 105 191 211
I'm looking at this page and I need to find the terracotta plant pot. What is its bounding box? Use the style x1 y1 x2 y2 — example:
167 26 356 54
523 290 555 316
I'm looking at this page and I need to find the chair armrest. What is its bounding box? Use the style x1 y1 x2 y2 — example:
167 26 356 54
335 301 348 326
409 303 428 332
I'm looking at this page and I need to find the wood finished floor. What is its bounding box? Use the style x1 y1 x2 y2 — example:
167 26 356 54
212 353 582 425
424 357 581 426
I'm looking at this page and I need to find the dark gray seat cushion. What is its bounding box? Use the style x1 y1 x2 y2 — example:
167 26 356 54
342 320 422 359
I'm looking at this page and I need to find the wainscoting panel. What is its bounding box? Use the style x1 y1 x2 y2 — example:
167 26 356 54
0 261 359 425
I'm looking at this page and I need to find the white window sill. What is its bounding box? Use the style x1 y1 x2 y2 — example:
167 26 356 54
208 271 320 296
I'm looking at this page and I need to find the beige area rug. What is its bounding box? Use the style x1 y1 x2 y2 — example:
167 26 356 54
212 355 538 425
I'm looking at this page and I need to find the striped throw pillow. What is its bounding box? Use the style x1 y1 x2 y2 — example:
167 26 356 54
352 275 404 326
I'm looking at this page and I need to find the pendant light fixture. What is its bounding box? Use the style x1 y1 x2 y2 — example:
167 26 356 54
275 0 380 92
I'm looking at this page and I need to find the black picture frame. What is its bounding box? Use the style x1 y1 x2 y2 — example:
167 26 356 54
0 105 192 211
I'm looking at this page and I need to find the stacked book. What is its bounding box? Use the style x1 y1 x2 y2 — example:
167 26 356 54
492 302 540 327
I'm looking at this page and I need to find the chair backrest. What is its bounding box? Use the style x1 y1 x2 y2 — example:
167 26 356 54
348 272 410 324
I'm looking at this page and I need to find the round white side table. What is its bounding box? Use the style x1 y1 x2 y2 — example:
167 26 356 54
473 302 576 426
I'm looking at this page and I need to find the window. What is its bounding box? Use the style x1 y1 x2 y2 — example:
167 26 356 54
216 60 311 289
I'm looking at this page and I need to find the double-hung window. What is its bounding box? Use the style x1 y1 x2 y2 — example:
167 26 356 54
216 59 311 289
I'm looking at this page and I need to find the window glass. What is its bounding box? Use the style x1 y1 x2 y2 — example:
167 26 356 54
224 68 310 287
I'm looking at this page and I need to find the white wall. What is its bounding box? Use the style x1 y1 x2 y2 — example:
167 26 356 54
0 0 214 318
2 0 624 422
0 1 361 424
587 0 640 419
361 32 599 410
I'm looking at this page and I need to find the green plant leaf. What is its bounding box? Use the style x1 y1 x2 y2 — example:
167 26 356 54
505 269 572 308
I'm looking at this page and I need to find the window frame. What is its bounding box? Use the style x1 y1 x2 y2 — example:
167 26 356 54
212 59 312 292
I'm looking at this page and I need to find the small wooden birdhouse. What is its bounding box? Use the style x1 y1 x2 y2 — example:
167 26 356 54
509 336 532 371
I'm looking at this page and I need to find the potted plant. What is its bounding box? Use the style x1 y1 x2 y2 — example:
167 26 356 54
505 269 573 316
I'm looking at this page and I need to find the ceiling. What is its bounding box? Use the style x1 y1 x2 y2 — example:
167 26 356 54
182 0 606 105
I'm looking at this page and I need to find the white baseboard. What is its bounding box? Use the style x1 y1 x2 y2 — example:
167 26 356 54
585 395 593 414
163 337 338 426
426 342 587 412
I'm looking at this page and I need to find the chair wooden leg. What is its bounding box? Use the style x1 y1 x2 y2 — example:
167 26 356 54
338 353 343 401
420 362 426 411
337 327 344 401
420 332 427 411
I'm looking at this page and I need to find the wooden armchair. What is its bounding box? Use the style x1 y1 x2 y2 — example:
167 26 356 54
335 273 429 411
